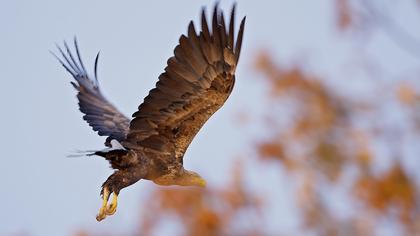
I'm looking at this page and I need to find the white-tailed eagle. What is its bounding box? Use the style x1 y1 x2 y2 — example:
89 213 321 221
53 4 245 221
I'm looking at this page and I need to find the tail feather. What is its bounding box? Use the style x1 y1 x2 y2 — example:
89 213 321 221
66 149 97 158
65 138 131 170
67 140 128 158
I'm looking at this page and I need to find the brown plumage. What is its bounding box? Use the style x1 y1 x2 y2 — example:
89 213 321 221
54 4 245 221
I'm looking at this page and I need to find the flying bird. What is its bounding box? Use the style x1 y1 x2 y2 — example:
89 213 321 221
53 5 245 221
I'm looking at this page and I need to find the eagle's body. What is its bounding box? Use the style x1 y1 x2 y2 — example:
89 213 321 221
54 5 245 221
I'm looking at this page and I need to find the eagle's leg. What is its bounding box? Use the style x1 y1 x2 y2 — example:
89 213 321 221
96 168 143 221
106 192 118 215
96 186 119 221
96 187 111 221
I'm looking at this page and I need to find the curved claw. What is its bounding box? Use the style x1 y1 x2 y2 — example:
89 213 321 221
96 187 110 221
96 188 119 221
105 193 118 215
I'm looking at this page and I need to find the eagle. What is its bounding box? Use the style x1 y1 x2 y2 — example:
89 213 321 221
53 4 245 221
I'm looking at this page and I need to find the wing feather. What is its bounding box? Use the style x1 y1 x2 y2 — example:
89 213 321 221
125 5 246 159
54 38 130 146
228 4 236 50
235 16 246 64
201 9 211 42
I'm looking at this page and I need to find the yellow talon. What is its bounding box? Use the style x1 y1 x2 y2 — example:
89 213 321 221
106 192 118 215
96 188 119 221
96 187 110 221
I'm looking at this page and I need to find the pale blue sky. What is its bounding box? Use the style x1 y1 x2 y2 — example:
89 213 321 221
1 0 419 235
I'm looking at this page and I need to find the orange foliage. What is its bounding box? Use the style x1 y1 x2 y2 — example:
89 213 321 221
354 163 417 223
398 83 419 106
255 52 353 182
336 0 352 30
254 48 420 234
258 141 284 161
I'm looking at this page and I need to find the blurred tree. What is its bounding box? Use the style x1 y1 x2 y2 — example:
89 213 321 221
253 0 420 235
255 51 420 235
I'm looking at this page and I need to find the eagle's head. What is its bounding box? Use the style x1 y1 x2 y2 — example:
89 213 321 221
152 169 207 187
179 170 207 187
173 169 206 187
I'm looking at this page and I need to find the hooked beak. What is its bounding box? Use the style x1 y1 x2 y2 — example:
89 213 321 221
197 178 207 187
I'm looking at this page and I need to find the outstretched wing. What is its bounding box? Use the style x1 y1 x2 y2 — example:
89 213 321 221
124 5 245 158
54 39 130 146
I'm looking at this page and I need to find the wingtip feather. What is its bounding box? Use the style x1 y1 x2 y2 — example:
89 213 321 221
64 40 83 74
94 51 100 83
235 16 246 64
74 37 88 76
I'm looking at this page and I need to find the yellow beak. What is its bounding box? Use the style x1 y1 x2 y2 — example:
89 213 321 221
197 178 207 187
